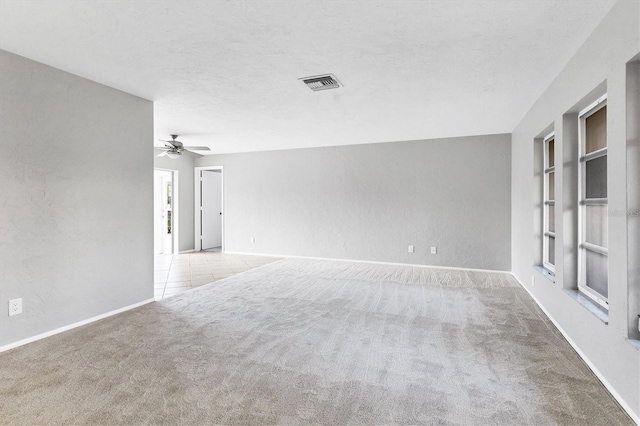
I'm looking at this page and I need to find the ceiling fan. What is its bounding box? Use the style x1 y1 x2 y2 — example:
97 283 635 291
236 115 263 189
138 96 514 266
157 135 210 159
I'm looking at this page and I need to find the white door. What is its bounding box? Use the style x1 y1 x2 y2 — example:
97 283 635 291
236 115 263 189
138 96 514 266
154 170 173 255
201 170 222 249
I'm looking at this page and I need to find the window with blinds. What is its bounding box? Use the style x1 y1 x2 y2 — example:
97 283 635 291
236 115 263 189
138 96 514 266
578 95 608 309
543 132 556 272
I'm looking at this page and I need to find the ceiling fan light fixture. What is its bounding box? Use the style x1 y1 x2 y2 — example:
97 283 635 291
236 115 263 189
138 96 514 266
158 134 211 156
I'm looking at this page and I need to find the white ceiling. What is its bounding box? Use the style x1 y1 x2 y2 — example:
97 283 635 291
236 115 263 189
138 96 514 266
0 0 617 154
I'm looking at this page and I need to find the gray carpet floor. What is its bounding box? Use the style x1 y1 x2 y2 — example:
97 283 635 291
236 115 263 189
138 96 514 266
0 258 632 425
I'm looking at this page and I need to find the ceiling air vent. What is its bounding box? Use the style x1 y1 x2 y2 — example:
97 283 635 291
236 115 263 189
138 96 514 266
300 74 342 92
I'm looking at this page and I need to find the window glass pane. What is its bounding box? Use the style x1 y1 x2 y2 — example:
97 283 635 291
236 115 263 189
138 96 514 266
548 138 555 168
585 106 607 154
585 156 607 199
548 204 555 233
585 205 608 247
548 171 555 200
548 236 555 266
585 250 608 298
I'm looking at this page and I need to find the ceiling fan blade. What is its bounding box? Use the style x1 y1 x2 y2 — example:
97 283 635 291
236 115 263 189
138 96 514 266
156 151 169 157
183 146 210 151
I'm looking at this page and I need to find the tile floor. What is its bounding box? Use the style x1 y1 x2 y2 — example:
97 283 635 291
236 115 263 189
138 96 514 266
154 249 282 299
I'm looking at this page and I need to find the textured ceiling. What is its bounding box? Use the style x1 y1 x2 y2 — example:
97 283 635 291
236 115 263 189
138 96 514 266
0 0 617 154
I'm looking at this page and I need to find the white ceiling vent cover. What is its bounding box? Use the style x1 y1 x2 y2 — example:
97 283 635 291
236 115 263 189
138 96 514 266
300 74 342 91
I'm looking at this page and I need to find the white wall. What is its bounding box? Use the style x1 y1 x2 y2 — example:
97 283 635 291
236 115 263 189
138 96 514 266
511 0 639 419
197 134 511 271
154 150 197 252
0 50 154 347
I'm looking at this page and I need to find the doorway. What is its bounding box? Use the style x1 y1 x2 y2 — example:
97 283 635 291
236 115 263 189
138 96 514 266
194 167 223 252
154 169 177 255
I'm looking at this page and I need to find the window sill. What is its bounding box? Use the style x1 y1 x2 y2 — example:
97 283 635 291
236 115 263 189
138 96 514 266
533 265 556 283
564 289 609 324
626 339 640 351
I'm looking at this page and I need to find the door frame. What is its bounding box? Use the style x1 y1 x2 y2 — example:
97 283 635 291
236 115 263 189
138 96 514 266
154 168 179 255
194 166 224 252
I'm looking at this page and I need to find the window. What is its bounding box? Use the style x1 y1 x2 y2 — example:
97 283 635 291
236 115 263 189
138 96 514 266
578 95 608 309
543 132 556 272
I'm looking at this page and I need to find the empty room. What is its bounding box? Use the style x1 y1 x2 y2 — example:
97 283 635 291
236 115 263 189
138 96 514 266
0 0 638 424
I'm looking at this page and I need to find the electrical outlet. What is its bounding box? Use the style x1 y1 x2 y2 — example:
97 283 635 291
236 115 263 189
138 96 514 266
9 298 22 316
532 276 536 288
408 245 414 253
250 237 255 244
430 246 437 255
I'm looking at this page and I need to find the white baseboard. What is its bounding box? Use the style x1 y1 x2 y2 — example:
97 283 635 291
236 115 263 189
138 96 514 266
513 275 640 424
0 298 155 353
224 251 511 274
179 249 196 254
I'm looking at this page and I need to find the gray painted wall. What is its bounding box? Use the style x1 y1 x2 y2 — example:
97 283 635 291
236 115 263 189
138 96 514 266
196 134 511 271
511 0 639 419
154 149 197 252
627 58 640 342
0 50 154 347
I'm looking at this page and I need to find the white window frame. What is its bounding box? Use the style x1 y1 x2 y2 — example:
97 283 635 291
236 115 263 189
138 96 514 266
543 131 556 273
578 94 608 309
